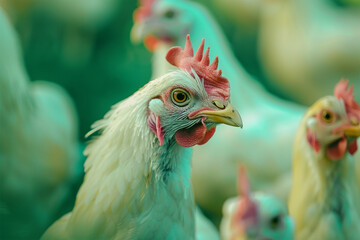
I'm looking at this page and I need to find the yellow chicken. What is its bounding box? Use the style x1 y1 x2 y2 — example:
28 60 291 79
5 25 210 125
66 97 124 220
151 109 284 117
289 79 360 239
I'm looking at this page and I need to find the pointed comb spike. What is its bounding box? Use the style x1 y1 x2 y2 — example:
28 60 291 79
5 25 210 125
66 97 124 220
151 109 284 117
201 47 210 66
184 34 194 57
238 165 250 199
334 78 360 124
349 84 354 95
209 56 219 70
231 165 259 232
194 39 205 61
166 35 230 100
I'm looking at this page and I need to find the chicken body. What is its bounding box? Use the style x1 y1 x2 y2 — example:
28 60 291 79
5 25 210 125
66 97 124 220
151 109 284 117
259 0 360 105
289 80 360 239
42 37 242 239
196 207 220 240
131 0 305 222
0 9 80 240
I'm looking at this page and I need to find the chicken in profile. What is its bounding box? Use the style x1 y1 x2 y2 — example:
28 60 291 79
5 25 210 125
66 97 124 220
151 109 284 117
42 35 242 240
0 9 81 240
289 79 360 239
131 0 305 223
220 166 294 240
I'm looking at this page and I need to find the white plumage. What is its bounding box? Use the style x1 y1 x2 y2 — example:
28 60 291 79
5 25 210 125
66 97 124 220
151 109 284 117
0 9 80 240
131 0 305 223
42 48 242 238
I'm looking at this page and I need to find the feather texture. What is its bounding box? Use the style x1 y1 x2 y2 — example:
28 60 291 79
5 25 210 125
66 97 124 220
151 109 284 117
130 0 306 223
289 95 360 239
42 69 211 240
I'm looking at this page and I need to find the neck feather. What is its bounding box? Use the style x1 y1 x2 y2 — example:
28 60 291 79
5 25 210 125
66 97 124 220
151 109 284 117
295 126 357 199
0 9 33 124
70 75 195 233
79 72 194 207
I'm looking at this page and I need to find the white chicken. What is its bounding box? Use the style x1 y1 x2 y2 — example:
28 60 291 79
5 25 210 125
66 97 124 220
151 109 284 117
259 0 360 105
0 9 81 240
289 79 360 239
42 35 242 239
220 166 294 240
196 206 221 240
131 0 305 223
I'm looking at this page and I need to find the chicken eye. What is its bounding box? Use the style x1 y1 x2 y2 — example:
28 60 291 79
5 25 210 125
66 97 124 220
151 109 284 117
269 214 282 229
171 88 190 106
321 110 335 123
163 9 176 19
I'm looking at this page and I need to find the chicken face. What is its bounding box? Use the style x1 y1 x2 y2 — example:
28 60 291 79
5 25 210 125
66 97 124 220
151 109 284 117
223 194 294 240
148 74 241 147
305 80 360 161
221 167 294 240
131 0 193 50
147 35 242 147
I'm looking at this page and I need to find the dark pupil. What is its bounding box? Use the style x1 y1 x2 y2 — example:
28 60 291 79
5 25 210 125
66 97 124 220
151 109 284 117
176 92 185 101
164 10 175 18
270 215 280 227
324 112 331 120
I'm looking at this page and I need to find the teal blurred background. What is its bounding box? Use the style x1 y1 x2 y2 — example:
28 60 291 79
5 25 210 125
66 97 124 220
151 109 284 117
1 0 152 138
0 0 267 139
1 0 359 137
1 0 360 239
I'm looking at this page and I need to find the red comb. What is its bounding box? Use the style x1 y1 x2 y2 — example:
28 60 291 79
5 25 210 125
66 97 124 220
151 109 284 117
238 165 251 201
334 79 360 121
166 35 230 100
133 0 157 22
231 166 258 232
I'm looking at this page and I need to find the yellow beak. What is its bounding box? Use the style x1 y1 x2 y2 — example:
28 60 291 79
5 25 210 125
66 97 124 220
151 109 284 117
190 103 243 128
344 124 360 137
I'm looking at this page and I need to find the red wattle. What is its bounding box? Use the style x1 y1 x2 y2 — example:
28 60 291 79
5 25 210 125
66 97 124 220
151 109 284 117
175 123 207 147
348 140 358 155
175 119 216 148
198 126 216 145
327 137 348 161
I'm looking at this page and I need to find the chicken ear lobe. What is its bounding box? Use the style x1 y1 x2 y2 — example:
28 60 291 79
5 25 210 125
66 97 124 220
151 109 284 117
147 113 164 145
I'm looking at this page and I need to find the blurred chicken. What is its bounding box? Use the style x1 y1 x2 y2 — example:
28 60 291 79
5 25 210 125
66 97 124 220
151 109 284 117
0 0 34 22
289 79 360 239
0 9 81 240
210 0 261 31
220 166 294 240
259 0 360 105
16 0 124 69
131 0 305 223
36 0 120 30
42 36 242 239
196 206 221 240
199 0 262 76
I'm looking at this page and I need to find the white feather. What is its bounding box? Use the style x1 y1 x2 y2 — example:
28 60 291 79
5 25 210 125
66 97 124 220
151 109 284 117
42 69 207 240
